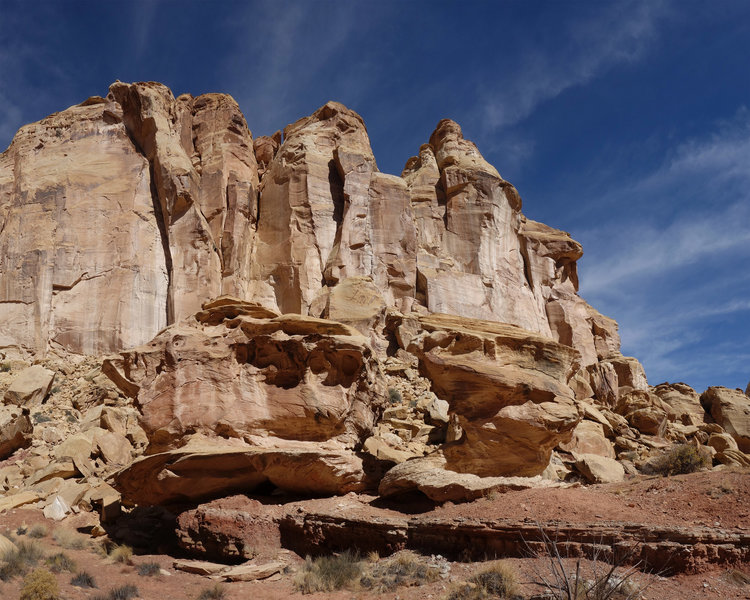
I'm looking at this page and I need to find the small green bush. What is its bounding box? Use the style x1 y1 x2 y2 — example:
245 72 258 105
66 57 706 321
71 571 97 588
28 524 48 539
294 550 364 593
137 561 161 576
388 388 402 404
652 444 711 476
0 362 11 373
19 568 59 600
93 584 139 600
45 552 76 573
196 584 226 600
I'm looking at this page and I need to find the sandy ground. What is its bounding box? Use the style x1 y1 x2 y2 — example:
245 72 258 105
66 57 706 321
0 468 748 600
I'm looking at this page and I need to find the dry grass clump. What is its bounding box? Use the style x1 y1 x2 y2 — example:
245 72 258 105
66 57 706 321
650 444 711 476
93 584 139 600
446 561 519 599
19 568 59 600
53 528 89 550
294 550 364 593
137 561 161 576
108 543 133 564
45 552 76 573
28 524 48 539
0 540 45 581
196 584 227 600
360 550 440 592
71 570 97 588
724 568 750 586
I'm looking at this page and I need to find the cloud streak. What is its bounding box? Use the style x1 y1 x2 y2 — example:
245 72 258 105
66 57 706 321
481 0 668 129
576 109 750 389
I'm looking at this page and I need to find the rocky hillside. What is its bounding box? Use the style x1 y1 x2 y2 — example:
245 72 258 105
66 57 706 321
1 82 749 552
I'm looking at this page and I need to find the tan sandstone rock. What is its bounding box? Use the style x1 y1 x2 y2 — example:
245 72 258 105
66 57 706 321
701 387 750 452
3 365 55 406
113 444 368 505
401 313 581 478
574 453 625 484
378 454 561 503
103 298 385 453
0 405 33 459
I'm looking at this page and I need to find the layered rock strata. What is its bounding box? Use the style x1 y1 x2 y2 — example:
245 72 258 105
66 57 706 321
104 297 386 503
1 82 629 378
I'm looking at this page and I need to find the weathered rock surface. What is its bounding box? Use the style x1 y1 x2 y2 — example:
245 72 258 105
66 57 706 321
377 454 562 502
399 313 581 477
103 297 384 453
701 387 750 452
1 82 633 385
574 453 625 484
0 405 32 458
3 365 55 406
113 444 368 506
104 298 385 502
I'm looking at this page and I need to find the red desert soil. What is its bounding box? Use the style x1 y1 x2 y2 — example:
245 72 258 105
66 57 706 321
0 468 748 600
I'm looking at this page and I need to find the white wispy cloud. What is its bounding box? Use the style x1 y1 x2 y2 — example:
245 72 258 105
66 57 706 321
222 1 380 137
481 0 668 129
577 109 750 389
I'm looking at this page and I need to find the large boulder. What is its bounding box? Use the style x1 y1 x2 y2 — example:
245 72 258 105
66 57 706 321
401 313 581 478
653 382 706 425
113 443 368 506
701 387 750 452
104 298 386 502
377 454 559 503
3 365 55 407
0 405 33 459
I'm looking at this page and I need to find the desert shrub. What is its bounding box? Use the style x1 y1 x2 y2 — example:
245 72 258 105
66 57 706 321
108 543 133 564
19 568 59 600
45 552 76 573
360 550 440 592
31 413 52 424
388 387 403 404
71 570 97 588
0 540 45 580
17 524 28 535
651 444 711 476
28 524 48 539
527 527 645 600
93 584 139 600
196 584 227 600
137 561 161 576
724 569 750 586
0 362 11 372
446 560 519 599
294 550 364 593
53 528 88 550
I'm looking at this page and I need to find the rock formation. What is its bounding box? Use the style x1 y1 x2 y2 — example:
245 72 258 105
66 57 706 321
1 81 748 520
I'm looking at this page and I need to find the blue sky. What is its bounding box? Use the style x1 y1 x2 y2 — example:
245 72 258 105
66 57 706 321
1 0 748 392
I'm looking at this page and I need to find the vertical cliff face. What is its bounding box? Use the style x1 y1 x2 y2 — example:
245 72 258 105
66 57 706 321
0 97 169 354
0 81 623 374
109 82 259 322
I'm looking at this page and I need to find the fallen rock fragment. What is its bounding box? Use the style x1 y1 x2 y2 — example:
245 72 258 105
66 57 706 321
574 453 625 484
701 386 750 452
0 405 33 459
3 365 55 407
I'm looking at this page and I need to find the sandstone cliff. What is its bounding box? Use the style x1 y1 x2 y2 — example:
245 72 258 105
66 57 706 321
10 81 744 506
1 82 619 368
